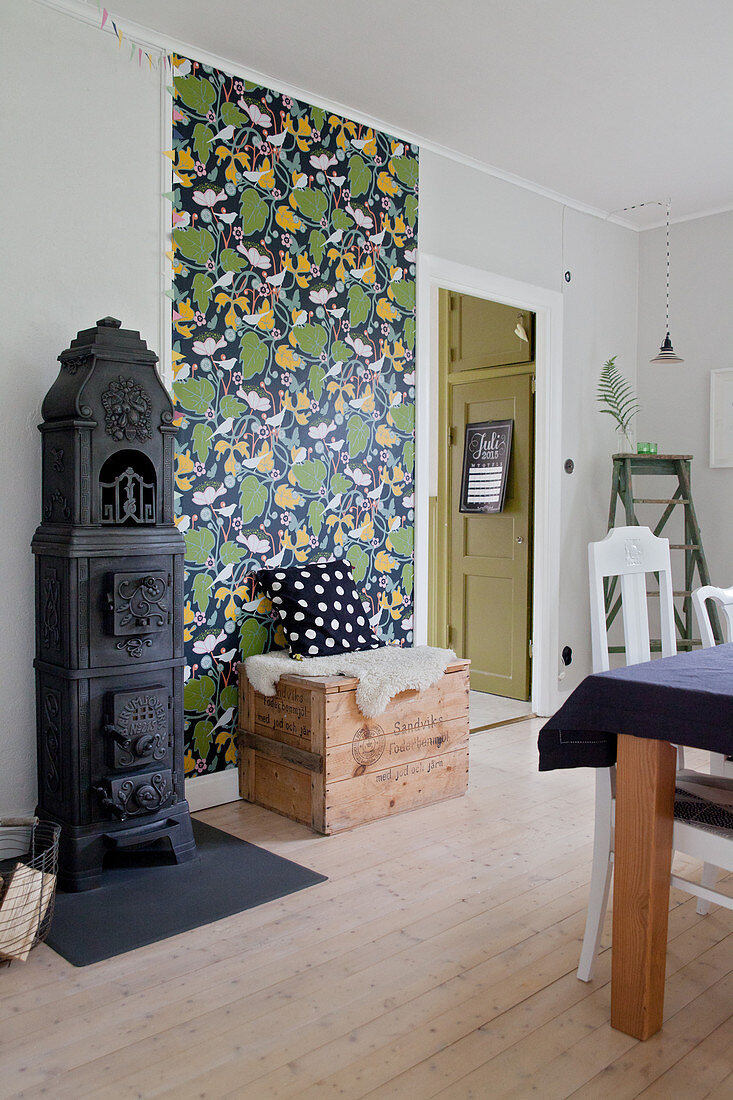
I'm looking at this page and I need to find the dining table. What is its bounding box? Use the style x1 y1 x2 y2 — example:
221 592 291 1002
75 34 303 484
538 642 733 1040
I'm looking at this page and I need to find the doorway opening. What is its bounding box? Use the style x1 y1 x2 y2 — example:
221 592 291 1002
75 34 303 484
429 289 537 723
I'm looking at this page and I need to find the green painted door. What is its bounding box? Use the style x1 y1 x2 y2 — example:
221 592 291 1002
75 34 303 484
448 374 534 697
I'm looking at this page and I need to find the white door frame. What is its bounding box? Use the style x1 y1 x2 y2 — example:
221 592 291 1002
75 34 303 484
415 253 564 717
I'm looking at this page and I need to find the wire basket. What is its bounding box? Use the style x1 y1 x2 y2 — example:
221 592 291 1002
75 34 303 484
0 817 60 964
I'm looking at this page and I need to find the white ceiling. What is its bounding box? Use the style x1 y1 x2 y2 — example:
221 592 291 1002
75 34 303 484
109 0 733 227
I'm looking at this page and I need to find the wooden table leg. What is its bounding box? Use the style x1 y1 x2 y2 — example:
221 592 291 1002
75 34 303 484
611 733 676 1039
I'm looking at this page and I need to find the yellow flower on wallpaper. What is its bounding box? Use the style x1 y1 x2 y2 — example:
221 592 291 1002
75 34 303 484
214 439 249 477
252 442 275 473
328 114 357 150
175 449 195 491
375 549 397 573
173 297 195 338
284 115 312 150
284 253 312 288
326 513 355 545
326 378 355 413
284 390 311 424
284 527 310 560
377 171 400 197
274 484 304 509
375 424 397 447
276 345 303 370
385 215 408 248
379 587 405 620
214 292 251 330
376 297 399 321
215 144 250 183
327 244 356 282
276 205 303 233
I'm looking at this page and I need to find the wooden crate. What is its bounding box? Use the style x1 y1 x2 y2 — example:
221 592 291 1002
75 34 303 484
237 659 470 834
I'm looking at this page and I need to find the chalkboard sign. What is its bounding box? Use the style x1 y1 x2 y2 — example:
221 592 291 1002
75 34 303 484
459 419 513 514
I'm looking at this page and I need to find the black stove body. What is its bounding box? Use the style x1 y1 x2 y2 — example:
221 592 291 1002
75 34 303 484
32 318 196 891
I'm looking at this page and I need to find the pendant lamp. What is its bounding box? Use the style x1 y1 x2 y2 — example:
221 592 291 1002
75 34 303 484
650 200 684 363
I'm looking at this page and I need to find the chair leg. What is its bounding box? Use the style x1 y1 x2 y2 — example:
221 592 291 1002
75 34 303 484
696 862 719 915
578 768 614 982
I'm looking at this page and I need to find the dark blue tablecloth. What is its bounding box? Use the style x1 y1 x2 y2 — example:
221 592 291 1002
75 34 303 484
538 643 733 770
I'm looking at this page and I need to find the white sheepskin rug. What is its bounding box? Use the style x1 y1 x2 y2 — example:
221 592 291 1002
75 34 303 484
244 645 458 718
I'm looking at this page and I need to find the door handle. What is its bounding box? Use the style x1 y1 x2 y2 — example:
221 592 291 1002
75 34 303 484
516 536 524 545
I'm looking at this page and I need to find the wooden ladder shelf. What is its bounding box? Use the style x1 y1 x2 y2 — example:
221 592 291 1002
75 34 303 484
606 453 722 652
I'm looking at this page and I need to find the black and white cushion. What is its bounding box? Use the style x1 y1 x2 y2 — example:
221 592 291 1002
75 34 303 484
255 561 383 657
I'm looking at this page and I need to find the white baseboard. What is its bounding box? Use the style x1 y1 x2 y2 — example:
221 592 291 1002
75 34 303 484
185 768 241 812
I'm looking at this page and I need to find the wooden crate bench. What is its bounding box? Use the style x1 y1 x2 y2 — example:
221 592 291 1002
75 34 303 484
237 659 470 834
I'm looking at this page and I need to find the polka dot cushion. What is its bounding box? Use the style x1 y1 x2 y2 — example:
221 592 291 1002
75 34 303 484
255 561 383 658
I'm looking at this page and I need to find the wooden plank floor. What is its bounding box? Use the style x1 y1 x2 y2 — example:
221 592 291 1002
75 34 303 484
1 720 731 1099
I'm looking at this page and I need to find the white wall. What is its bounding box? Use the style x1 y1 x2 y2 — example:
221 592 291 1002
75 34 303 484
0 1 637 811
1 1 163 813
420 153 639 697
637 211 733 590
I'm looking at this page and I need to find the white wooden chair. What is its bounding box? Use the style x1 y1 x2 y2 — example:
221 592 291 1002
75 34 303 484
692 584 733 782
578 526 733 982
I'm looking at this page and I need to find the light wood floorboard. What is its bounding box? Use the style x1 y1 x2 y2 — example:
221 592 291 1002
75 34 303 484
0 719 730 1099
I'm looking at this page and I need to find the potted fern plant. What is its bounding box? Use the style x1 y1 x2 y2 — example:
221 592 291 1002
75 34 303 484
597 356 640 453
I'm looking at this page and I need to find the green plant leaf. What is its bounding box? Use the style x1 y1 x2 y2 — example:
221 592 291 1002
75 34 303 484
220 396 248 419
348 154 371 197
347 284 370 326
240 187 268 235
403 440 415 471
293 459 326 492
405 193 418 227
346 545 369 583
239 331 267 378
174 75 216 116
192 573 213 613
184 674 215 713
294 323 327 357
309 229 326 266
331 472 351 495
193 720 214 760
193 123 214 166
404 317 415 349
347 414 370 457
390 404 415 433
173 377 216 414
309 363 326 401
392 155 418 188
332 208 353 231
311 106 326 131
332 339 352 363
220 102 249 127
184 528 215 564
220 541 248 566
192 422 213 462
308 499 325 536
293 188 328 222
220 684 238 710
173 226 216 264
240 618 268 658
220 248 248 272
192 272 214 312
240 475 267 522
402 562 414 595
391 280 415 311
389 526 414 557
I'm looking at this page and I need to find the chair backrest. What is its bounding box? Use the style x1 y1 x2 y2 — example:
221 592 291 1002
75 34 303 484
692 585 733 647
588 526 676 672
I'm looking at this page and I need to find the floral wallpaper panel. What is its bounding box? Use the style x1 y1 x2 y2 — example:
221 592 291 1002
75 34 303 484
170 57 418 776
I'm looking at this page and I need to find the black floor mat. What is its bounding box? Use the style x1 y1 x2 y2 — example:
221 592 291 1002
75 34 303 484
45 820 326 966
